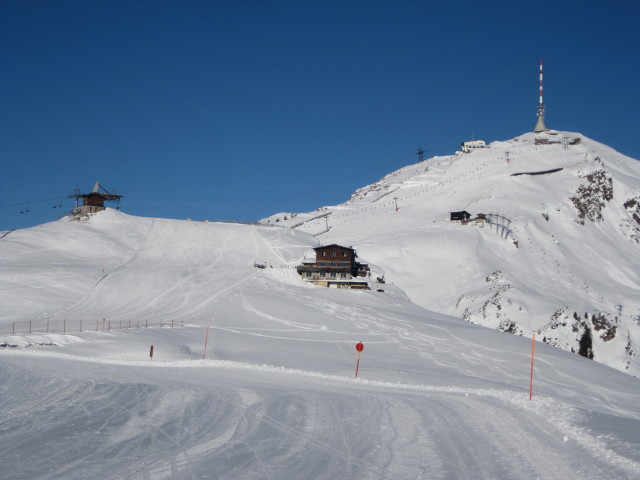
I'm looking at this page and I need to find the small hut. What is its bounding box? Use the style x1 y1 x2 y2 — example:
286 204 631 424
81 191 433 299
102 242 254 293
450 211 471 223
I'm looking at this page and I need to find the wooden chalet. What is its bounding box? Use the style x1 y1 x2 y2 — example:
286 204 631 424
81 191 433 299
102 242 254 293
297 244 369 289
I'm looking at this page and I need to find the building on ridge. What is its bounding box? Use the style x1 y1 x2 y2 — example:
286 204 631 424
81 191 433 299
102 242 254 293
69 182 122 216
296 244 370 289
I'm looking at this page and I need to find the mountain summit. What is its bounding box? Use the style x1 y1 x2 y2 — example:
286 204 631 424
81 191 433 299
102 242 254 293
263 131 640 376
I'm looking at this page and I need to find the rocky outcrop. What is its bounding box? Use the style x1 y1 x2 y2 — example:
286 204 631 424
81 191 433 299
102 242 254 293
570 168 613 224
538 310 633 367
622 196 640 243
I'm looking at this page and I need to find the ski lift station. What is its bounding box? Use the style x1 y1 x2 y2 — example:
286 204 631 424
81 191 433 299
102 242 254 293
460 140 487 153
69 182 122 216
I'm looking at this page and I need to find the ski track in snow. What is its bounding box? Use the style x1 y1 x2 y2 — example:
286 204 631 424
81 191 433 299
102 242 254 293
1 351 638 480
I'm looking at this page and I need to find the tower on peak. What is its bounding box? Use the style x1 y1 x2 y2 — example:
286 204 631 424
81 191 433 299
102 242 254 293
534 59 549 133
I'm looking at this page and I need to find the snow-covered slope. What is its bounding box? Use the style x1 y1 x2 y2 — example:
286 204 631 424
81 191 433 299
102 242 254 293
0 211 314 324
263 131 640 376
1 209 640 479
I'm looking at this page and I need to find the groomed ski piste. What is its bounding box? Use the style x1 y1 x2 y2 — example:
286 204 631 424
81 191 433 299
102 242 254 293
1 206 640 480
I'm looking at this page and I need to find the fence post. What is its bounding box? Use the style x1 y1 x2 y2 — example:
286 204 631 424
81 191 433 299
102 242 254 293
63 319 66 334
108 320 111 331
13 322 15 335
119 321 122 330
96 319 99 332
171 320 174 328
80 319 83 332
128 320 131 329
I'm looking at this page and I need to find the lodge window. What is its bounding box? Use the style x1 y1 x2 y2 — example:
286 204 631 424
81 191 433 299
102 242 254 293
306 272 312 277
340 273 347 278
330 272 337 278
332 252 337 257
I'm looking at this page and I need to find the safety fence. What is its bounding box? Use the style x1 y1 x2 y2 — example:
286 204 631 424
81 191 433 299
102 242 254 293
0 317 185 336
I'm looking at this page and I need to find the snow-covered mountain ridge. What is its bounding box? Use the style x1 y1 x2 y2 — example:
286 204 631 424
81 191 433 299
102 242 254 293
262 131 640 376
2 144 640 477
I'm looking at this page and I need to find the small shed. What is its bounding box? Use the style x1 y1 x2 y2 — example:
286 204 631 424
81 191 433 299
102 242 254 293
450 211 471 223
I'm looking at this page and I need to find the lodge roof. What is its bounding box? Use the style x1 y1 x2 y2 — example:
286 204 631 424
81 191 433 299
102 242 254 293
314 244 354 252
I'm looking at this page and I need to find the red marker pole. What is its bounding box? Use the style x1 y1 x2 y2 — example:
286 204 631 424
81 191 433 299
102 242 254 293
529 333 535 400
355 342 364 377
150 345 154 360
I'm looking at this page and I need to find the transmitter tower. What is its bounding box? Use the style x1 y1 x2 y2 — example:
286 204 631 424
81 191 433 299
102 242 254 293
534 60 549 133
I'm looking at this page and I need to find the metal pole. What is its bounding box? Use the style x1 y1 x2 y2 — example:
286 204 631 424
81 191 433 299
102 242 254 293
529 333 536 400
202 325 210 360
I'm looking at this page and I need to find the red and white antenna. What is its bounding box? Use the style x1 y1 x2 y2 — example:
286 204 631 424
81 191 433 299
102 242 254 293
534 59 549 132
539 59 544 109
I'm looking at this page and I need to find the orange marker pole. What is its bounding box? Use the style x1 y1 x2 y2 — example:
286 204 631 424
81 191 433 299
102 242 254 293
529 333 536 400
202 325 210 360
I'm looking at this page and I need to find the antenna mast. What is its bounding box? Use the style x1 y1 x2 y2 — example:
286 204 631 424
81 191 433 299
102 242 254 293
534 59 549 133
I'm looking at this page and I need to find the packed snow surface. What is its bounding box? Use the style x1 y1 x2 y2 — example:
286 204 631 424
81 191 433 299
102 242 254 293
1 131 640 479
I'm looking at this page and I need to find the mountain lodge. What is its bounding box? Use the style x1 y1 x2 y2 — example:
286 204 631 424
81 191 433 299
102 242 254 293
296 244 369 289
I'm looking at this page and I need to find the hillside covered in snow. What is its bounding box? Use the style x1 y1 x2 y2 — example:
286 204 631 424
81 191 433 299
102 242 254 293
1 130 640 479
263 131 640 377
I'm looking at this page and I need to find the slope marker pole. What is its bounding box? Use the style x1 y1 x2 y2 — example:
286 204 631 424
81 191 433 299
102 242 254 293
529 333 536 400
355 342 364 377
202 325 210 360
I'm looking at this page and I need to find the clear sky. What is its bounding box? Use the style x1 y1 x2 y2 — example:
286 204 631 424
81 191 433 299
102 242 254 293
1 0 639 230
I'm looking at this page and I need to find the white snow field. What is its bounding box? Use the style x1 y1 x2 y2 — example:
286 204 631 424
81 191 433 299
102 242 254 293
264 131 640 377
1 205 640 479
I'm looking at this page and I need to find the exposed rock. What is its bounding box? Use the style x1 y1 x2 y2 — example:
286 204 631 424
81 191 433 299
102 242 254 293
591 312 617 342
621 196 640 243
570 169 613 224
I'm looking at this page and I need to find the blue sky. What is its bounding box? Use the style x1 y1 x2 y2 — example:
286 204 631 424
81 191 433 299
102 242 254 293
1 0 639 230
